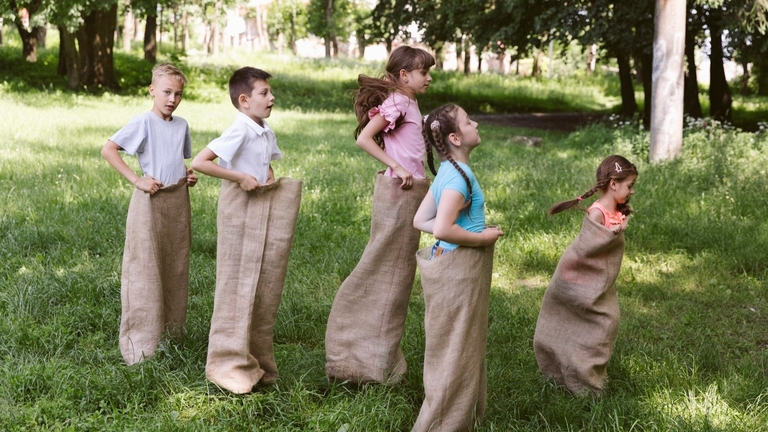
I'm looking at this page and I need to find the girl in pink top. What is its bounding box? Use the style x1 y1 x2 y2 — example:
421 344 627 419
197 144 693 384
325 46 436 384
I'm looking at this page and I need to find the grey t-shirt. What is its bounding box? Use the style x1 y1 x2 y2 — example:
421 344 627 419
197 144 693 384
110 111 192 186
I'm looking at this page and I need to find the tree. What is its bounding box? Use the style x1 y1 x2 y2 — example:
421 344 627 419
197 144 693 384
268 0 308 55
7 0 45 61
307 0 351 58
649 0 686 162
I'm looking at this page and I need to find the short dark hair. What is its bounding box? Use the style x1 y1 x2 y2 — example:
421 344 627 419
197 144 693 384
229 67 272 108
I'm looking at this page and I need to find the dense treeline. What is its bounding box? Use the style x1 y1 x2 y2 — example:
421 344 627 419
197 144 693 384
1 0 767 121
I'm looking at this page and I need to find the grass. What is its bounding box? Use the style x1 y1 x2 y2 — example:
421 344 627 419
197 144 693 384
1 43 768 431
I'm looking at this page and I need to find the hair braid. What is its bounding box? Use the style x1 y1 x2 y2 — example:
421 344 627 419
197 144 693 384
423 104 473 211
548 155 638 216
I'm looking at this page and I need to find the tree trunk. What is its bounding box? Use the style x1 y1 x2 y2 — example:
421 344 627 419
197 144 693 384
81 3 119 90
649 0 685 162
173 5 179 48
123 0 133 52
640 52 653 129
58 25 81 90
708 24 732 122
144 0 158 62
290 4 297 54
740 57 751 96
617 51 638 117
532 49 543 77
36 26 46 48
587 44 596 74
14 21 40 62
463 38 471 75
683 27 702 118
325 0 334 58
182 9 189 51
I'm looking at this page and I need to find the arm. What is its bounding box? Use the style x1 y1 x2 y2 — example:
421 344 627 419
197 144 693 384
433 190 504 247
356 114 413 189
190 147 260 191
413 190 437 233
101 140 163 194
185 166 198 187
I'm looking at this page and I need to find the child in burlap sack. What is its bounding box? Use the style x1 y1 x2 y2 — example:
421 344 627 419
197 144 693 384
533 155 638 398
191 67 302 394
325 46 435 384
101 63 198 365
411 103 504 432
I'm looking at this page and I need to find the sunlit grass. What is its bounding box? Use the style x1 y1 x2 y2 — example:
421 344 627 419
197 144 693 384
2 58 768 430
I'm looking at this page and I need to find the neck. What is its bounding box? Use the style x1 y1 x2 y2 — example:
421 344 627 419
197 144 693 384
597 195 618 212
396 88 416 100
449 148 471 164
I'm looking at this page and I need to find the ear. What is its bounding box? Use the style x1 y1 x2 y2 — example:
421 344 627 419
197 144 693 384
609 178 618 190
447 132 462 148
148 84 155 96
399 69 409 82
238 93 249 108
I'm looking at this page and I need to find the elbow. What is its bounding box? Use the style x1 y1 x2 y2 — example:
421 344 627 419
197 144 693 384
432 225 448 240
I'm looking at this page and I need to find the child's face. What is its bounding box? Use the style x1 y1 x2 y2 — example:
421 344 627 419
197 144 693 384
149 75 184 121
240 79 274 126
455 108 481 148
612 175 637 204
401 68 432 96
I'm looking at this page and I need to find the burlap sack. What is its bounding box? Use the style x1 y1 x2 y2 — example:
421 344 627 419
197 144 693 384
533 215 625 396
119 177 191 365
205 177 302 394
412 245 494 432
325 173 430 384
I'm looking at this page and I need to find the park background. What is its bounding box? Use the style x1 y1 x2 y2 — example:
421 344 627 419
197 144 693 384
2 0 768 430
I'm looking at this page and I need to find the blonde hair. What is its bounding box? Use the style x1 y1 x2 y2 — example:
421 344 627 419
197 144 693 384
151 63 188 86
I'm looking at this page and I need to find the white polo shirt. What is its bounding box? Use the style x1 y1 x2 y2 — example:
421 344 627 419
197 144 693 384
207 112 282 183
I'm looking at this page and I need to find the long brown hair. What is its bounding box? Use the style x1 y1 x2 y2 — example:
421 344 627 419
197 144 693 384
353 46 435 149
548 155 638 216
423 103 473 211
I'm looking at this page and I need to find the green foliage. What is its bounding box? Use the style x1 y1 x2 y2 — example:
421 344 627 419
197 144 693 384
2 56 768 430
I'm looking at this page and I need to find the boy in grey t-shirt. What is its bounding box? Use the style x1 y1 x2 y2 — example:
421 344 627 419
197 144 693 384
101 63 197 365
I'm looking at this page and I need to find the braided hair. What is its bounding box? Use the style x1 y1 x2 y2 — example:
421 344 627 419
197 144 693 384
353 46 435 149
548 155 638 216
422 103 473 211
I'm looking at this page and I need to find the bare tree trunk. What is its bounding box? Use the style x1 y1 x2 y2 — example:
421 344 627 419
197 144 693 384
532 49 542 77
182 9 189 51
683 26 703 118
14 22 40 62
123 0 133 52
708 23 732 122
144 0 158 63
325 0 334 58
463 37 471 75
740 57 751 95
290 3 297 54
36 26 46 48
587 44 596 74
81 3 119 90
617 51 638 117
649 0 685 162
58 25 81 90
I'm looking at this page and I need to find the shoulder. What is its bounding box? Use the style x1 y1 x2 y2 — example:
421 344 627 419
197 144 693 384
587 205 605 225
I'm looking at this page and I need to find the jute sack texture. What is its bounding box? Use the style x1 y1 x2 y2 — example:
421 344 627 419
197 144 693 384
533 215 625 396
120 177 191 365
205 177 302 394
412 245 494 432
325 173 430 384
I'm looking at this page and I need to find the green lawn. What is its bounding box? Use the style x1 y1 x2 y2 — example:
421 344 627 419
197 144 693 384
1 49 768 431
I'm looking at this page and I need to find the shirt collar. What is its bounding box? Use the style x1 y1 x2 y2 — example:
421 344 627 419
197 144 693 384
236 111 271 135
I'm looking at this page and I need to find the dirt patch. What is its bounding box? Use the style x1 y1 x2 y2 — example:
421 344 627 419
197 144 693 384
473 113 604 132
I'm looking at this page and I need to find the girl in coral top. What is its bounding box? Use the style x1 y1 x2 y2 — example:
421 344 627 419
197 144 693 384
534 155 638 398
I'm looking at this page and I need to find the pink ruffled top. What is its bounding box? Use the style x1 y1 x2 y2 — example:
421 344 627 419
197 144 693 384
368 92 426 179
588 202 626 228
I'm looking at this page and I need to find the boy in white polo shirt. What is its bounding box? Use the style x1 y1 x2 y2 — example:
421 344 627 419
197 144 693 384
192 66 301 394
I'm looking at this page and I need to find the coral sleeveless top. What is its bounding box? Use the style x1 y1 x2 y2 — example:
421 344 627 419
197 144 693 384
588 202 626 228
